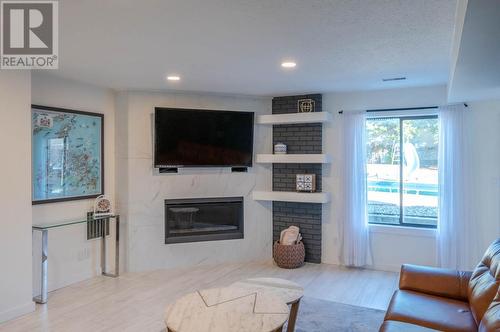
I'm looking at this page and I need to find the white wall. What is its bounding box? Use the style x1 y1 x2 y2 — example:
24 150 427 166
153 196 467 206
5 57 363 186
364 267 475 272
6 71 495 316
0 71 35 322
321 85 500 271
465 98 500 262
322 85 447 271
115 91 272 272
31 73 116 294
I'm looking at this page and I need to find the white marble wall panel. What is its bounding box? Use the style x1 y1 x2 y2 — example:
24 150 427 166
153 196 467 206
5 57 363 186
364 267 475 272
115 91 273 272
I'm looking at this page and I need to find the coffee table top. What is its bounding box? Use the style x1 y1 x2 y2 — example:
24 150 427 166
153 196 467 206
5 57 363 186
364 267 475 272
165 286 289 332
231 278 304 305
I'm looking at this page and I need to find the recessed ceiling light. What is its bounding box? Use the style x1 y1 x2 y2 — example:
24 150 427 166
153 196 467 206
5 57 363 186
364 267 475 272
281 61 297 68
167 75 180 81
382 77 406 82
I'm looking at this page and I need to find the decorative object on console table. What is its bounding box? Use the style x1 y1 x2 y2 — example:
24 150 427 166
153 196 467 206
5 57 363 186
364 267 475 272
87 211 110 240
296 174 316 192
274 142 287 154
93 195 112 218
297 99 315 113
32 105 104 204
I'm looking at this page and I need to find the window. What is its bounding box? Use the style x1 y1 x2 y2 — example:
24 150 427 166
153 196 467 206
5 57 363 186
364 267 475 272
366 115 438 228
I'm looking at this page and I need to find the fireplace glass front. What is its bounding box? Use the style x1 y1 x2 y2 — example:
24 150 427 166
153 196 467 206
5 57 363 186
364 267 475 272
165 197 244 244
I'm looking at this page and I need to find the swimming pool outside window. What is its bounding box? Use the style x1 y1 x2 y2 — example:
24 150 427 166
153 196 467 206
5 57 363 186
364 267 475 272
366 115 438 228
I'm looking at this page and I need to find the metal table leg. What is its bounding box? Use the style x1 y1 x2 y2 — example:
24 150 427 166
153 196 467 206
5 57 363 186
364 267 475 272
33 229 48 304
102 216 119 277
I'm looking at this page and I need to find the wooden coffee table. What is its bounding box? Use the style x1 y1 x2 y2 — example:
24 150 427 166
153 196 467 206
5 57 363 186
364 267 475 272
165 286 289 332
231 278 304 332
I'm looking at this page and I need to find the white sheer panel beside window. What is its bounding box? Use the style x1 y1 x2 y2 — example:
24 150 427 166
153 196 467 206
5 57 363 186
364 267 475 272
437 104 477 270
341 111 372 267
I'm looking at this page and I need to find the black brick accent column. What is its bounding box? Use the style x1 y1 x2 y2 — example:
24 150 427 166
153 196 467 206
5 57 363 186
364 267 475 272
272 94 323 263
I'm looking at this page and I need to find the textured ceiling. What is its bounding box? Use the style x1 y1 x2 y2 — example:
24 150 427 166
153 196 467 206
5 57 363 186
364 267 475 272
46 0 458 95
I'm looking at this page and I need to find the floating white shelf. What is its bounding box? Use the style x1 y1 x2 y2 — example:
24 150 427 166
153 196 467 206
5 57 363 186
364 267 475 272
255 154 331 164
252 191 331 204
256 112 332 125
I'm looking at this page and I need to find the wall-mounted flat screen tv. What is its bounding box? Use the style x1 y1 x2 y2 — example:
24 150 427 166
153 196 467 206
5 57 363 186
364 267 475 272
154 108 254 168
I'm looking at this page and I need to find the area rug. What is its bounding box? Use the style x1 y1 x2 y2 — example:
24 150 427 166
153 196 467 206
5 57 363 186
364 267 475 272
289 297 386 332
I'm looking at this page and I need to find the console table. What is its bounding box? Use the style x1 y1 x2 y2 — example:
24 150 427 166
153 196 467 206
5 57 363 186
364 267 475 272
32 214 120 304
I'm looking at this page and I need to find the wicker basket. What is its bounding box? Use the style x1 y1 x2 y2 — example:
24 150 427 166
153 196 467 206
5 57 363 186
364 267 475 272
273 241 305 269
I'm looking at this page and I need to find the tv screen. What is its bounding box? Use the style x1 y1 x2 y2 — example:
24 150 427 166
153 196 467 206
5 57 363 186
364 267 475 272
154 108 254 168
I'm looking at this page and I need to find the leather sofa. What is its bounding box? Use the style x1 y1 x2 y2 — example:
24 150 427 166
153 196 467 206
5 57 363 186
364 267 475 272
380 238 500 331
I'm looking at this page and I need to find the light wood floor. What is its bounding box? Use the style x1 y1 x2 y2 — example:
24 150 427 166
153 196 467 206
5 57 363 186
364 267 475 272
0 261 398 332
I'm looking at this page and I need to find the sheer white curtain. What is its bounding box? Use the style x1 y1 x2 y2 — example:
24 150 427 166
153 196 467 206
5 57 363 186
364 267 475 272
438 104 476 270
341 111 372 267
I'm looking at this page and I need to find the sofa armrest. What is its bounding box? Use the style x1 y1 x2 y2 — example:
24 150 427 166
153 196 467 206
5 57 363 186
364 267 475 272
399 264 472 301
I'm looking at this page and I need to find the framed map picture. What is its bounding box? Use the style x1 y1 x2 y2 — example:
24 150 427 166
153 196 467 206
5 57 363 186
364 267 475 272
32 105 104 204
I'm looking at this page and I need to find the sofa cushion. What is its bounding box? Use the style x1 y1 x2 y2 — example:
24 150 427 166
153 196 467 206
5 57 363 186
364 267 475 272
384 290 477 332
399 264 471 301
380 320 440 331
469 238 500 324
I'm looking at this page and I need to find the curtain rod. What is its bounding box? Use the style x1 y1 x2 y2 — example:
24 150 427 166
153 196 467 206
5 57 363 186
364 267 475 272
337 103 468 114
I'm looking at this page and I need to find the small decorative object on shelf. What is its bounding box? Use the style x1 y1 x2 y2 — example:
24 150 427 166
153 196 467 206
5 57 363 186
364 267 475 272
296 174 316 192
297 98 315 113
93 195 112 218
274 142 287 154
274 226 305 269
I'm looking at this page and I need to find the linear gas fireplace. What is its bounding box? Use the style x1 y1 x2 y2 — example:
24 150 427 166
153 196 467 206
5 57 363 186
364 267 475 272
165 197 244 244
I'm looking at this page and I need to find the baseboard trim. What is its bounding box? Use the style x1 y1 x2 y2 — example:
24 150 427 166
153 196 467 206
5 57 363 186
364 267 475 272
320 261 402 273
0 301 35 323
366 263 401 273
